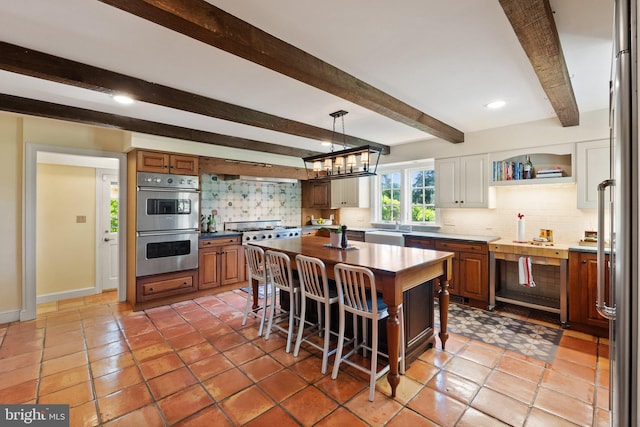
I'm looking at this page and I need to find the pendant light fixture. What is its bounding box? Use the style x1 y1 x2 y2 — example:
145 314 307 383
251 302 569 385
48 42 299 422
303 110 381 180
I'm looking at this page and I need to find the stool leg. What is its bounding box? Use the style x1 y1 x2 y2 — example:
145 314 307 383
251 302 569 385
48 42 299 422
331 306 346 380
258 285 268 337
241 284 253 326
368 318 379 402
264 282 277 340
293 293 307 357
321 301 331 374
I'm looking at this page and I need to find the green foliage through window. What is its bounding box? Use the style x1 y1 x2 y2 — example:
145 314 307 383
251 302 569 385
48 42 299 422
410 169 435 223
110 199 119 233
380 172 401 221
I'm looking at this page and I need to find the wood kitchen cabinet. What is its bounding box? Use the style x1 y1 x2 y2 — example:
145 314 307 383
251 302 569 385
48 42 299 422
404 236 489 305
435 154 490 208
330 177 370 208
136 269 198 302
436 240 488 303
302 180 331 208
346 229 366 242
137 150 199 175
199 236 245 289
568 250 610 337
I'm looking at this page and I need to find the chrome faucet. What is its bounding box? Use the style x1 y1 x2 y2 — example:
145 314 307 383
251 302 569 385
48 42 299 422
395 221 400 230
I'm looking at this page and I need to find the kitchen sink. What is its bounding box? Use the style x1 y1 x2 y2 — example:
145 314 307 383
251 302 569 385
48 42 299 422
364 230 405 246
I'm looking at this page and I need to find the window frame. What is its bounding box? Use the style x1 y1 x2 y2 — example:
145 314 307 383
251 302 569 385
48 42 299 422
372 160 437 225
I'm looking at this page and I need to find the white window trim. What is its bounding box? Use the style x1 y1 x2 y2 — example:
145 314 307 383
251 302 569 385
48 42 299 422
372 160 437 226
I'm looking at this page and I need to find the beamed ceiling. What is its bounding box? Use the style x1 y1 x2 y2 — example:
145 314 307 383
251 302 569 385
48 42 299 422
0 0 612 160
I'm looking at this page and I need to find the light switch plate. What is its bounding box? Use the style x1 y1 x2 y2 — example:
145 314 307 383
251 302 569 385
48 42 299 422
76 215 87 223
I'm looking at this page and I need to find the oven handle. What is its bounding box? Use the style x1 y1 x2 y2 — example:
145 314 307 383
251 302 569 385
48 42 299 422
137 186 199 193
137 229 199 237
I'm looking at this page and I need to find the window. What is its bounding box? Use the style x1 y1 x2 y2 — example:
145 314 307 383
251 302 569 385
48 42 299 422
380 171 401 222
374 162 436 224
410 168 435 222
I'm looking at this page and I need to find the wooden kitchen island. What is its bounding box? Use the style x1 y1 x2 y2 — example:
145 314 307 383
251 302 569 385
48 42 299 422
250 236 454 398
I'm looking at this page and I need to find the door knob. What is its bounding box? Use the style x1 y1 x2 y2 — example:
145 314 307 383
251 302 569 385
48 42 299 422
104 237 114 242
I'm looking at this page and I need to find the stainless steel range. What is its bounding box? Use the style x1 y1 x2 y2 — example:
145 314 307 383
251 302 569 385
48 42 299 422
224 220 301 244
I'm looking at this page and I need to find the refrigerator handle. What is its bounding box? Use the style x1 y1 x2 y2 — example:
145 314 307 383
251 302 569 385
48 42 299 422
596 179 615 320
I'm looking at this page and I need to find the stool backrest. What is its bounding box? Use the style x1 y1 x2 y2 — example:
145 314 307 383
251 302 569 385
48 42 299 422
265 250 294 291
334 263 379 316
245 245 266 282
295 254 329 301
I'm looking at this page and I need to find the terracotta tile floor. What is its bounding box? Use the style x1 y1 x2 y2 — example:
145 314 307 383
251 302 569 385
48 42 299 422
0 290 611 426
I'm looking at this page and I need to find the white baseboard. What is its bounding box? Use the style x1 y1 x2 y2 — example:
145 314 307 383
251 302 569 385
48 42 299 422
0 309 21 324
36 287 98 305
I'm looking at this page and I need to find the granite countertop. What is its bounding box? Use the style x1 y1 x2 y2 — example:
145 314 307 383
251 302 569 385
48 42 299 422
199 231 243 239
401 231 501 243
568 243 610 253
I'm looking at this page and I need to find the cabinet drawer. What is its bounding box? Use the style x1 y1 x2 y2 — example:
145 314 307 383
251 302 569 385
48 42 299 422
404 236 435 249
137 270 197 301
436 240 487 254
199 236 242 248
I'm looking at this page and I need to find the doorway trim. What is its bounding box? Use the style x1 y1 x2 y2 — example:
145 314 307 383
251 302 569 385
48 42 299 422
23 143 127 321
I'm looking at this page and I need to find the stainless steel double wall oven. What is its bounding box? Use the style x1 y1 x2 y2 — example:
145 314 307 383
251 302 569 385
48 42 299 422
136 172 199 277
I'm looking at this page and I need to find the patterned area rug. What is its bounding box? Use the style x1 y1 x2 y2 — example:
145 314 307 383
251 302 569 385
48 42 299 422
436 302 563 364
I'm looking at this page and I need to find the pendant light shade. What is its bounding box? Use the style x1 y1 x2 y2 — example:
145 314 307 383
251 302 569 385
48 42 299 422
303 110 381 180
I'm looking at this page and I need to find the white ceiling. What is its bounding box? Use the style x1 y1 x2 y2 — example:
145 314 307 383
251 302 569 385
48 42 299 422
0 0 614 154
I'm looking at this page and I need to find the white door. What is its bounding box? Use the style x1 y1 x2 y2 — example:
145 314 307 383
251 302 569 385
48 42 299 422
98 171 119 290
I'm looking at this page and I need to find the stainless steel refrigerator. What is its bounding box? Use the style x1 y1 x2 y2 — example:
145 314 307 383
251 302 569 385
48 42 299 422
598 0 638 425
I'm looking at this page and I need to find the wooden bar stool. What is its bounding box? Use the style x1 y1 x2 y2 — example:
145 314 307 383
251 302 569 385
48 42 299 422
242 245 270 336
293 254 340 374
332 263 405 401
264 250 300 353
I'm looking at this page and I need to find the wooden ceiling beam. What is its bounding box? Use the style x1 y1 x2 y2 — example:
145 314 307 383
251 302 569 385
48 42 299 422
0 93 320 158
0 42 388 154
98 0 465 143
499 0 579 126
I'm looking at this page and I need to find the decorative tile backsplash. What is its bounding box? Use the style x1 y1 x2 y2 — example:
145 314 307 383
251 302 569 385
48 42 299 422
200 174 301 226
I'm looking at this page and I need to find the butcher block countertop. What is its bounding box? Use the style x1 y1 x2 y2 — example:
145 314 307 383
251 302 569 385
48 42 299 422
489 239 569 260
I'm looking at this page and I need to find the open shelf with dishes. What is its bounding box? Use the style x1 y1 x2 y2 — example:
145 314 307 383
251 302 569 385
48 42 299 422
489 143 575 186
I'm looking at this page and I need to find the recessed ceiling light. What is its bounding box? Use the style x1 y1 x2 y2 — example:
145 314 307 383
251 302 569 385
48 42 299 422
112 94 134 105
485 100 506 109
321 142 331 146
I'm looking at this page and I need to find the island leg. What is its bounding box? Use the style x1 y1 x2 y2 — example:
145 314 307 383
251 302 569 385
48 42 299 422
437 278 450 350
252 277 260 310
386 304 401 398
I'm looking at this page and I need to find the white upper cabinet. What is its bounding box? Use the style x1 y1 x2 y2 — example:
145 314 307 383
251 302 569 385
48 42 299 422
577 139 610 209
435 154 490 208
331 177 370 208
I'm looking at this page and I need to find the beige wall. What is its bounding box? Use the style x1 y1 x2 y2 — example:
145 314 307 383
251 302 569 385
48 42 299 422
36 164 96 295
0 115 22 314
0 112 126 316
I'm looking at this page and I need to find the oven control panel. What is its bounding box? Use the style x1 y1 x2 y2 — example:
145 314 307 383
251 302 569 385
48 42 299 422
137 172 199 190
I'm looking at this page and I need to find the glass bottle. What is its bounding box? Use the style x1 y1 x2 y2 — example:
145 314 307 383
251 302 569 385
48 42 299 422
523 155 533 179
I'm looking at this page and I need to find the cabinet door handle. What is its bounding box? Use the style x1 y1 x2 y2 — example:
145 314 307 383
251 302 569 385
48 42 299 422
460 200 464 204
149 287 154 292
582 260 588 264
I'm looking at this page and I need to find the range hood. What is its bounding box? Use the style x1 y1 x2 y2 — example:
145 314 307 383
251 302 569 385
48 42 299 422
222 175 298 184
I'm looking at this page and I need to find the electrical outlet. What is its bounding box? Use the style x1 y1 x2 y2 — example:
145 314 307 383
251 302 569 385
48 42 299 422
444 217 455 226
76 215 86 223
